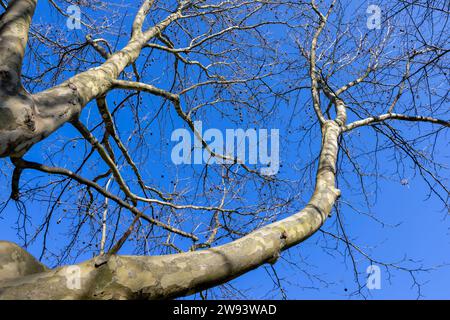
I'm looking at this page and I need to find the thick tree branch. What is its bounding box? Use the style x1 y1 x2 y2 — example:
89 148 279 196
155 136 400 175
0 118 342 299
0 0 36 92
0 241 47 282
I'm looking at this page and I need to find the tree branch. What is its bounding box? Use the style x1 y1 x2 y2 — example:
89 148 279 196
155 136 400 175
344 113 450 132
0 0 36 92
10 158 199 241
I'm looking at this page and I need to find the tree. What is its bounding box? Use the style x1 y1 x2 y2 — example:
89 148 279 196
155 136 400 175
0 0 448 299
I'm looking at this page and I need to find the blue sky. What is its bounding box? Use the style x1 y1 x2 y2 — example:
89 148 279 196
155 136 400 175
0 0 449 299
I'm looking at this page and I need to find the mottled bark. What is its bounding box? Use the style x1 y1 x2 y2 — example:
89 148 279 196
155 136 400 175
0 241 47 282
0 0 38 157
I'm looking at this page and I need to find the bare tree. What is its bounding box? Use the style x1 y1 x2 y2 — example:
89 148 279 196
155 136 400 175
0 0 448 299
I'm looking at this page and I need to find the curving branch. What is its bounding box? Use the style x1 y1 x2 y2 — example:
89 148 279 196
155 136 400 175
0 118 342 299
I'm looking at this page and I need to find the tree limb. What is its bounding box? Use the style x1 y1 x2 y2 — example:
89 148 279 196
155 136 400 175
344 113 450 132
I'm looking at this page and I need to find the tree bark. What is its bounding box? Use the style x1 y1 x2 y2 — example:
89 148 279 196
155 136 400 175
0 0 38 157
0 241 47 282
